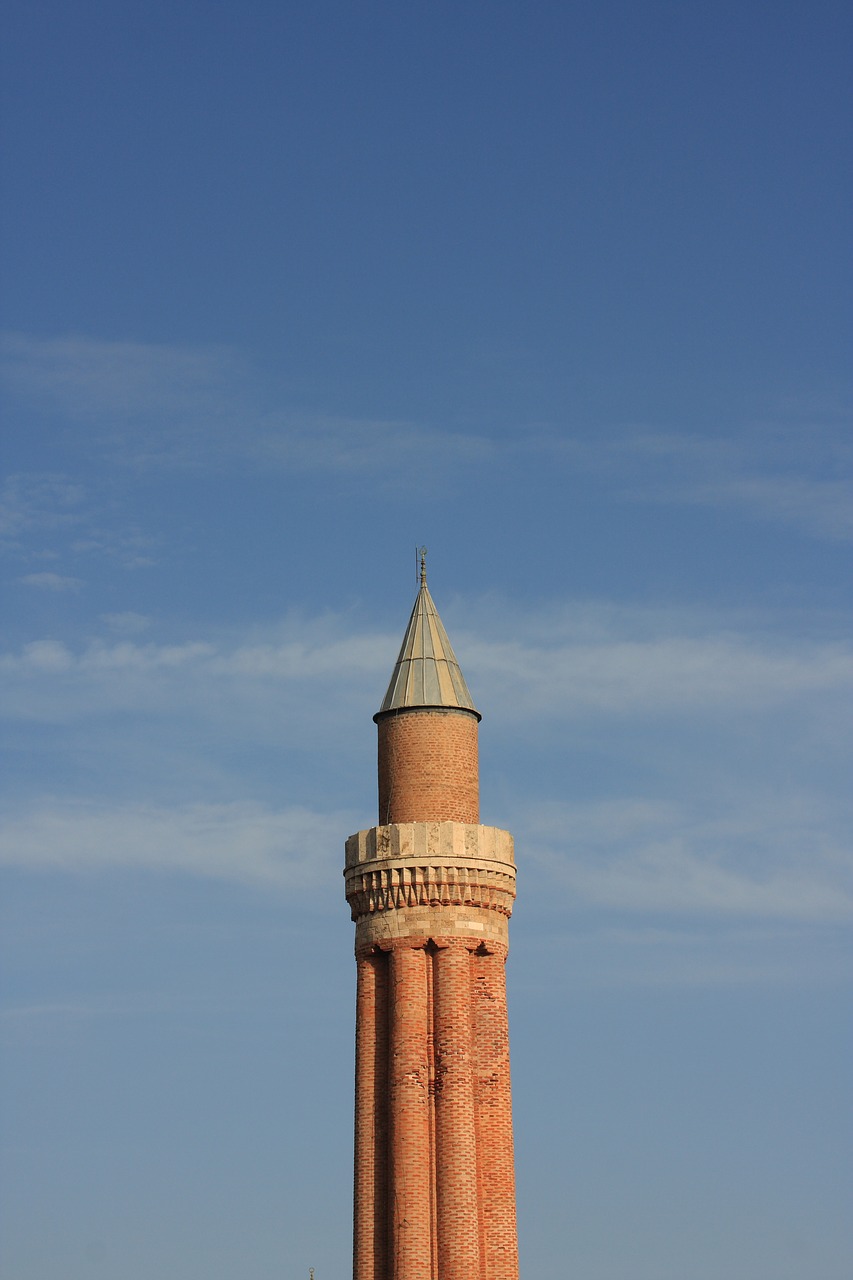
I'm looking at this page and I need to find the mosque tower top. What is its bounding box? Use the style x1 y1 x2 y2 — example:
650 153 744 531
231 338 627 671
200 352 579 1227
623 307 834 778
374 556 481 825
375 550 480 722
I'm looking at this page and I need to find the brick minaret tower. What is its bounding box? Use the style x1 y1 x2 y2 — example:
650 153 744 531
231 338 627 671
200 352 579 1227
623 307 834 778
344 555 518 1280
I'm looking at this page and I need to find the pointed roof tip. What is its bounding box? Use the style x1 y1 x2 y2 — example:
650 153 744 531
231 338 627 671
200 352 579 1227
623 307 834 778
375 577 481 721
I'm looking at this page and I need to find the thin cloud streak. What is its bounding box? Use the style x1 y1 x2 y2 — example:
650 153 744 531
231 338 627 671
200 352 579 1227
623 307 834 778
1 332 487 475
0 473 85 549
518 924 851 989
0 331 242 422
619 430 853 541
468 633 853 716
3 332 850 538
19 571 83 591
519 796 853 922
2 621 851 725
0 801 354 887
704 475 853 541
1 472 158 570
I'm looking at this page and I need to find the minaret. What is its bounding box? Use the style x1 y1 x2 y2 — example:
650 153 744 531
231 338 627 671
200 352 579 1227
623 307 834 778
344 554 519 1280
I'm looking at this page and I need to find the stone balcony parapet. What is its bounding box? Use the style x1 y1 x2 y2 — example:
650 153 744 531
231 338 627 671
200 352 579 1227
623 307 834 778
345 821 515 869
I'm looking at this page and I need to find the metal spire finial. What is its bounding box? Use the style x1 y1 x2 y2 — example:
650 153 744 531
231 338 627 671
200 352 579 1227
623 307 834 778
417 545 427 586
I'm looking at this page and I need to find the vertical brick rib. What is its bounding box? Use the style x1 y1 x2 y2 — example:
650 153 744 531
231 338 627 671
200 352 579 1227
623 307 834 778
434 945 481 1280
473 949 518 1280
425 948 438 1280
353 952 389 1280
354 955 377 1280
389 946 433 1280
374 951 391 1280
355 953 391 1280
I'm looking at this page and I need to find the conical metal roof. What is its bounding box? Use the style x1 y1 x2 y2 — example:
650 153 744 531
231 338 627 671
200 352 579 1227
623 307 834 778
376 563 480 720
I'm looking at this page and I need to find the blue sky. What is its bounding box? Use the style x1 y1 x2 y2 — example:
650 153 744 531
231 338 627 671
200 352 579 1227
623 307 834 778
1 2 851 1277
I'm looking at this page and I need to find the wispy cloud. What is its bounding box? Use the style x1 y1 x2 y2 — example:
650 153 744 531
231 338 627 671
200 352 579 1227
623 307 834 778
1 331 488 475
2 608 851 726
0 993 180 1024
469 631 853 717
520 794 853 922
19 571 82 591
4 332 849 539
0 471 158 571
248 414 493 475
693 475 853 541
517 918 850 988
1 331 242 425
620 429 853 541
100 612 153 634
1 591 850 732
0 473 85 550
0 800 354 887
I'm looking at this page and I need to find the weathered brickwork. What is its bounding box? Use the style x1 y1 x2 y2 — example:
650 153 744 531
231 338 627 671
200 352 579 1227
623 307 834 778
472 948 517 1279
349 936 518 1280
353 952 388 1280
347 585 518 1280
376 709 479 825
433 944 480 1280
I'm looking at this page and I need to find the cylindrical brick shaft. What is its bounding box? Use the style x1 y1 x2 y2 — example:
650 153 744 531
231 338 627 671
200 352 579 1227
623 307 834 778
388 945 432 1280
433 944 481 1280
472 948 518 1280
354 953 389 1280
377 709 479 825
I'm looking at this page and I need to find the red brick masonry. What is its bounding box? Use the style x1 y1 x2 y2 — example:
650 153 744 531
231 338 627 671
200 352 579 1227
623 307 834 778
353 939 517 1280
377 709 479 826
